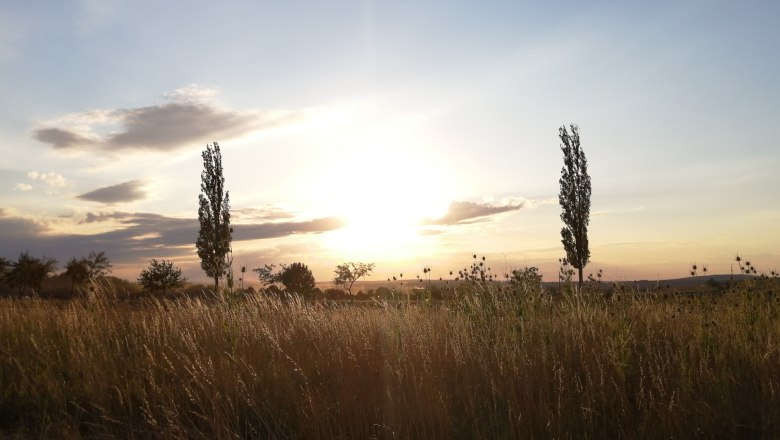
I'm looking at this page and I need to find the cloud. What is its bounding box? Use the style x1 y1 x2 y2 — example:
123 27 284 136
0 215 48 246
80 211 135 224
27 171 67 187
162 84 218 102
233 206 296 222
32 85 308 154
237 217 346 240
13 183 32 192
423 200 525 226
0 211 346 268
33 128 98 150
523 197 557 208
77 180 147 204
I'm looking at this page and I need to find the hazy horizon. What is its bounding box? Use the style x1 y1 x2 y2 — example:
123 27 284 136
2 1 779 285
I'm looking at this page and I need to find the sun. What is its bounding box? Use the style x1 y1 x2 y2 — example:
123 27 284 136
314 136 453 260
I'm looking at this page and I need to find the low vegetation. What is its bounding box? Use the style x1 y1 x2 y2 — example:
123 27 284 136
1 275 778 438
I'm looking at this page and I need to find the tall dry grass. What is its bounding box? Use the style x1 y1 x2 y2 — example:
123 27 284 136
1 282 778 438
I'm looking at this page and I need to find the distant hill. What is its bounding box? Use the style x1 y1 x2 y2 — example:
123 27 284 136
618 274 751 289
317 274 757 293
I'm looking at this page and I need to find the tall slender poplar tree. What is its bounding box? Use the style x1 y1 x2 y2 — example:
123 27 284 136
558 124 592 290
197 142 232 292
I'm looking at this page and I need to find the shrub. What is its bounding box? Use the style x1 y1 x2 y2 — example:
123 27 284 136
137 259 186 295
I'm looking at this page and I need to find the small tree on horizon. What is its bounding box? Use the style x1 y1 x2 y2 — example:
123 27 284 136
196 142 232 293
277 263 316 295
64 251 112 295
64 258 90 295
253 263 316 296
0 257 11 284
558 124 592 290
334 262 375 295
138 259 187 295
4 252 57 295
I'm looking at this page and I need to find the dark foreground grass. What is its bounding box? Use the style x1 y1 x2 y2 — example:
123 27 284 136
1 282 779 439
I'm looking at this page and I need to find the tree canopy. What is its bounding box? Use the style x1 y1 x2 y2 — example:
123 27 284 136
3 252 57 295
334 262 375 295
138 259 187 295
64 251 112 295
254 263 316 296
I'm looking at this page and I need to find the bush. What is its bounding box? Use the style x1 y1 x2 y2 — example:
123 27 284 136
138 259 186 295
3 252 57 296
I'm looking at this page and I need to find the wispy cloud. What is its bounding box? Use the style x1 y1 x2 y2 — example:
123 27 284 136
77 180 147 204
27 171 67 187
233 206 297 222
13 183 32 192
423 200 525 226
32 85 310 154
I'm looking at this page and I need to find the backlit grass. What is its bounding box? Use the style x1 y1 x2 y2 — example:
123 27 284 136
1 280 778 438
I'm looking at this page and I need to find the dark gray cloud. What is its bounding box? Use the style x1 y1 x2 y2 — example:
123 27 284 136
33 127 97 149
0 211 345 267
33 127 95 149
77 180 146 204
0 215 47 243
33 99 304 153
423 201 524 226
236 217 346 240
106 102 257 150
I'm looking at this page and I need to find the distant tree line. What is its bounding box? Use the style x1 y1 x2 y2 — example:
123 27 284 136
0 251 111 297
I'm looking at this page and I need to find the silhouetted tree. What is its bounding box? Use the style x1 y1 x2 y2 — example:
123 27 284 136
278 263 316 295
138 259 186 295
253 262 316 296
84 250 112 279
5 252 57 295
64 258 89 295
196 142 232 292
253 264 280 290
0 257 9 283
558 124 591 290
334 262 375 295
64 251 112 295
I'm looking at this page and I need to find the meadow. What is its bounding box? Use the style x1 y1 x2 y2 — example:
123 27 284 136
1 278 778 439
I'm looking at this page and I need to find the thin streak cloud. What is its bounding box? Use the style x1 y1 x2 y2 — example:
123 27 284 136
423 200 525 226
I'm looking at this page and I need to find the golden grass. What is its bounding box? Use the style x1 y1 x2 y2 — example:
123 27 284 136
1 282 779 438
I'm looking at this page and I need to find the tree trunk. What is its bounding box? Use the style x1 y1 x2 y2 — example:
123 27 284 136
578 267 584 292
214 277 219 293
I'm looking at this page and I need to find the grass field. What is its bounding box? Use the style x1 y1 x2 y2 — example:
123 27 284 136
1 279 778 438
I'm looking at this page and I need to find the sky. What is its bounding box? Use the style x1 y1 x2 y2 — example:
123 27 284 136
1 0 779 284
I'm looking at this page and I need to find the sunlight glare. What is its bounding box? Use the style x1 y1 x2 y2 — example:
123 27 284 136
318 136 452 259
